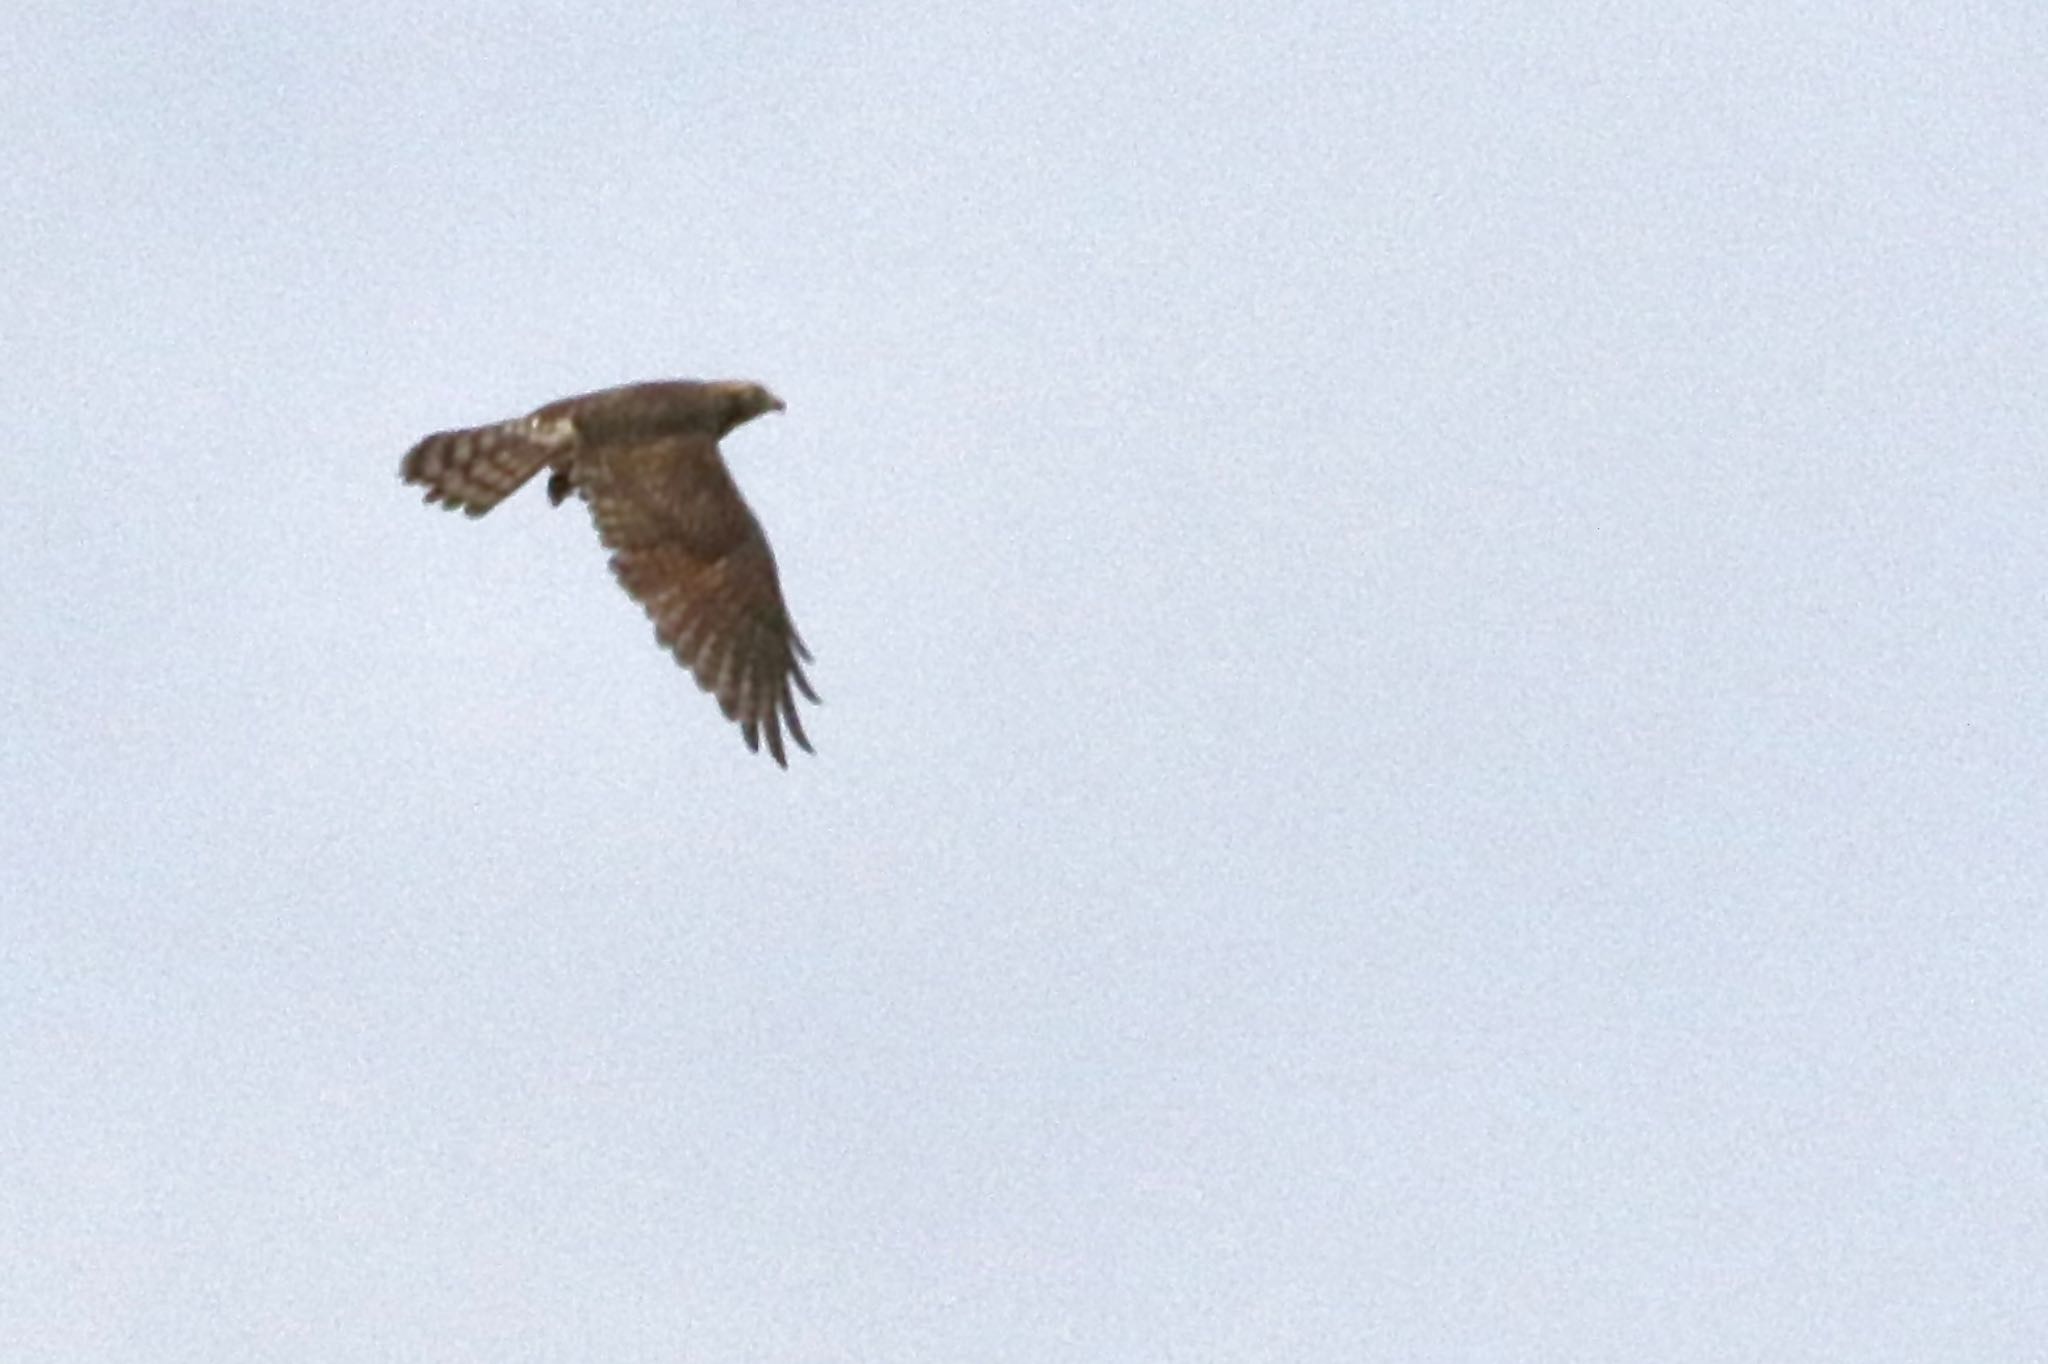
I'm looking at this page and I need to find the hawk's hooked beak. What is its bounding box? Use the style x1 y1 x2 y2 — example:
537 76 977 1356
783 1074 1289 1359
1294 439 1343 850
767 395 786 414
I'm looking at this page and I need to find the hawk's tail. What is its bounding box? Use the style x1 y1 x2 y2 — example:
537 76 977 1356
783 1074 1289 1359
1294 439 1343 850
400 421 561 517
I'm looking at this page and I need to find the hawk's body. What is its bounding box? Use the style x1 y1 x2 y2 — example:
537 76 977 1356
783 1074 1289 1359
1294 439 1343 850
401 379 817 766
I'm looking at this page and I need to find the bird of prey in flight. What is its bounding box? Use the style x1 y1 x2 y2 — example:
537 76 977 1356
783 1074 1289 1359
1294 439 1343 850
401 378 818 766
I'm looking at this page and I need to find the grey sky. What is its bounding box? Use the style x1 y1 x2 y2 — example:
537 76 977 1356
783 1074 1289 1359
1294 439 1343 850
3 3 2044 1360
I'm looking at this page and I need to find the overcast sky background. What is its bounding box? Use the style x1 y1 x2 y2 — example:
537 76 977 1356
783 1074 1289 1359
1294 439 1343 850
3 4 2044 1361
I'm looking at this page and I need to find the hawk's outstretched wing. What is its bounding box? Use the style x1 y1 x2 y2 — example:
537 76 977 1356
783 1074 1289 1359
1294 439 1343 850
570 433 818 767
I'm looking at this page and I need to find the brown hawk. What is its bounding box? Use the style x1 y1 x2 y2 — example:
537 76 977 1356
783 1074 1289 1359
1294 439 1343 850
401 379 818 766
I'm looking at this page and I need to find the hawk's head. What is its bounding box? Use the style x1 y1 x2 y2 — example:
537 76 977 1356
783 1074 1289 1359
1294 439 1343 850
713 380 786 435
